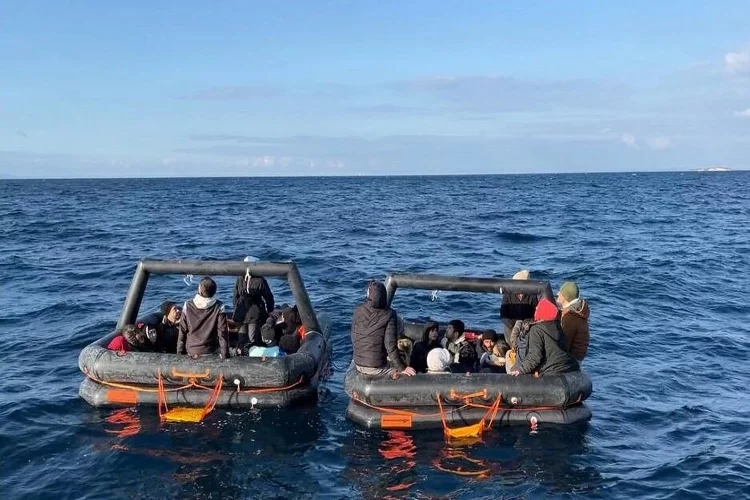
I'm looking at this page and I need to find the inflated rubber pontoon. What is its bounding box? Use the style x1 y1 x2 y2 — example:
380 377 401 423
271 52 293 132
79 259 331 411
345 273 592 432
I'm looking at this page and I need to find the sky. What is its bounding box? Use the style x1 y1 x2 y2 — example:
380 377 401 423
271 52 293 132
1 1 750 178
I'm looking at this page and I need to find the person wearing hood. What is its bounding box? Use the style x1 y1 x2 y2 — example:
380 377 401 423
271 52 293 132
137 300 181 353
509 298 579 376
233 257 275 348
260 304 303 354
410 321 442 373
500 269 539 342
444 319 477 373
351 281 416 378
177 277 229 359
557 281 590 362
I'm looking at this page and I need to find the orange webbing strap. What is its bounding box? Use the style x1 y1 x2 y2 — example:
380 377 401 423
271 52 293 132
157 370 169 419
436 392 503 440
200 375 223 420
448 388 488 401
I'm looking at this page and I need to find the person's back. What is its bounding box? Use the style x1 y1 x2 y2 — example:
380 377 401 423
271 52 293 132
501 270 539 340
351 281 414 377
233 260 275 347
510 298 579 376
557 281 590 362
178 277 229 358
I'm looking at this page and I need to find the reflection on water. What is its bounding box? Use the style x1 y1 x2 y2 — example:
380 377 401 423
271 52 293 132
342 423 603 498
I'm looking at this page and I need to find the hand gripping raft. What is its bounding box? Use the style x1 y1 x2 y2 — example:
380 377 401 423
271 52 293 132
78 259 332 414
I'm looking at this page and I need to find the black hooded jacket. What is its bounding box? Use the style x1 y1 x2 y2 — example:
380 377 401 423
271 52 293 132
137 311 178 353
501 292 539 340
515 320 579 375
351 282 405 371
233 275 275 325
410 321 441 373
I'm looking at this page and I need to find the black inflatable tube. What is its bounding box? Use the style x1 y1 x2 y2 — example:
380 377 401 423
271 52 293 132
80 317 330 388
79 377 317 409
345 400 592 429
118 259 320 334
344 365 591 408
384 273 554 307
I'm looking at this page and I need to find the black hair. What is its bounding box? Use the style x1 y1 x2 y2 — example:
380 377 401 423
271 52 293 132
448 319 465 334
199 276 217 298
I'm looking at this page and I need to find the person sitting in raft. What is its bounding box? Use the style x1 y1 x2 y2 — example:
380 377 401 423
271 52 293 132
259 305 303 354
507 298 579 376
137 300 181 353
177 276 229 360
475 329 509 373
395 316 414 370
501 269 539 343
107 324 147 352
426 348 453 374
351 281 416 378
233 257 275 349
557 281 590 362
410 321 441 373
443 319 477 373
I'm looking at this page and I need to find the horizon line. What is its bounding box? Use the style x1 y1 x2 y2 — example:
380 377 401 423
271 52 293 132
0 167 745 181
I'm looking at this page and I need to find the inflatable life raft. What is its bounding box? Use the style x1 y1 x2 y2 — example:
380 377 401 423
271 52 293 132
344 273 592 431
79 259 331 410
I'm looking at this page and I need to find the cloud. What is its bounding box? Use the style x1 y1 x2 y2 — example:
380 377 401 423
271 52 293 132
390 75 629 112
621 133 638 149
733 108 750 118
182 85 285 100
16 130 28 138
645 136 673 150
725 48 750 75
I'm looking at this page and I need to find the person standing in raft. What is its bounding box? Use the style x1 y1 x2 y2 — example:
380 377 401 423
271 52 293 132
351 281 416 378
557 281 590 362
137 300 181 353
501 269 539 342
443 320 477 373
233 257 275 349
177 276 229 359
508 298 579 376
107 324 147 352
410 321 442 373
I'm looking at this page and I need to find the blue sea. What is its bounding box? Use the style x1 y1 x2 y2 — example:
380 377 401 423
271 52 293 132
1 173 749 499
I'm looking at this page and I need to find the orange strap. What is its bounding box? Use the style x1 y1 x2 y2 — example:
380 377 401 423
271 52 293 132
448 388 488 401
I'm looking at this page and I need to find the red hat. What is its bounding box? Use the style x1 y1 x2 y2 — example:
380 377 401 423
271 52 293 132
534 298 559 322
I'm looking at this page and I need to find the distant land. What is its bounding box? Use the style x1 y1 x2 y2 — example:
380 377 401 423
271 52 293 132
696 166 733 172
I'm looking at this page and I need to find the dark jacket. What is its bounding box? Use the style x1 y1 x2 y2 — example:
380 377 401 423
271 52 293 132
446 336 478 373
137 311 178 353
515 320 579 375
177 296 228 358
260 305 302 347
501 292 539 341
561 299 590 362
233 275 275 325
351 282 405 371
410 322 441 373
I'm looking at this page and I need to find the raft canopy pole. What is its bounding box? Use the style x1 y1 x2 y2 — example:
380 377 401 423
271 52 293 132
116 259 321 334
384 273 555 307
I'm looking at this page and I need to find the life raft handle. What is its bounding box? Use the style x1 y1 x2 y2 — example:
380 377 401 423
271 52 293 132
170 368 211 379
448 388 488 401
